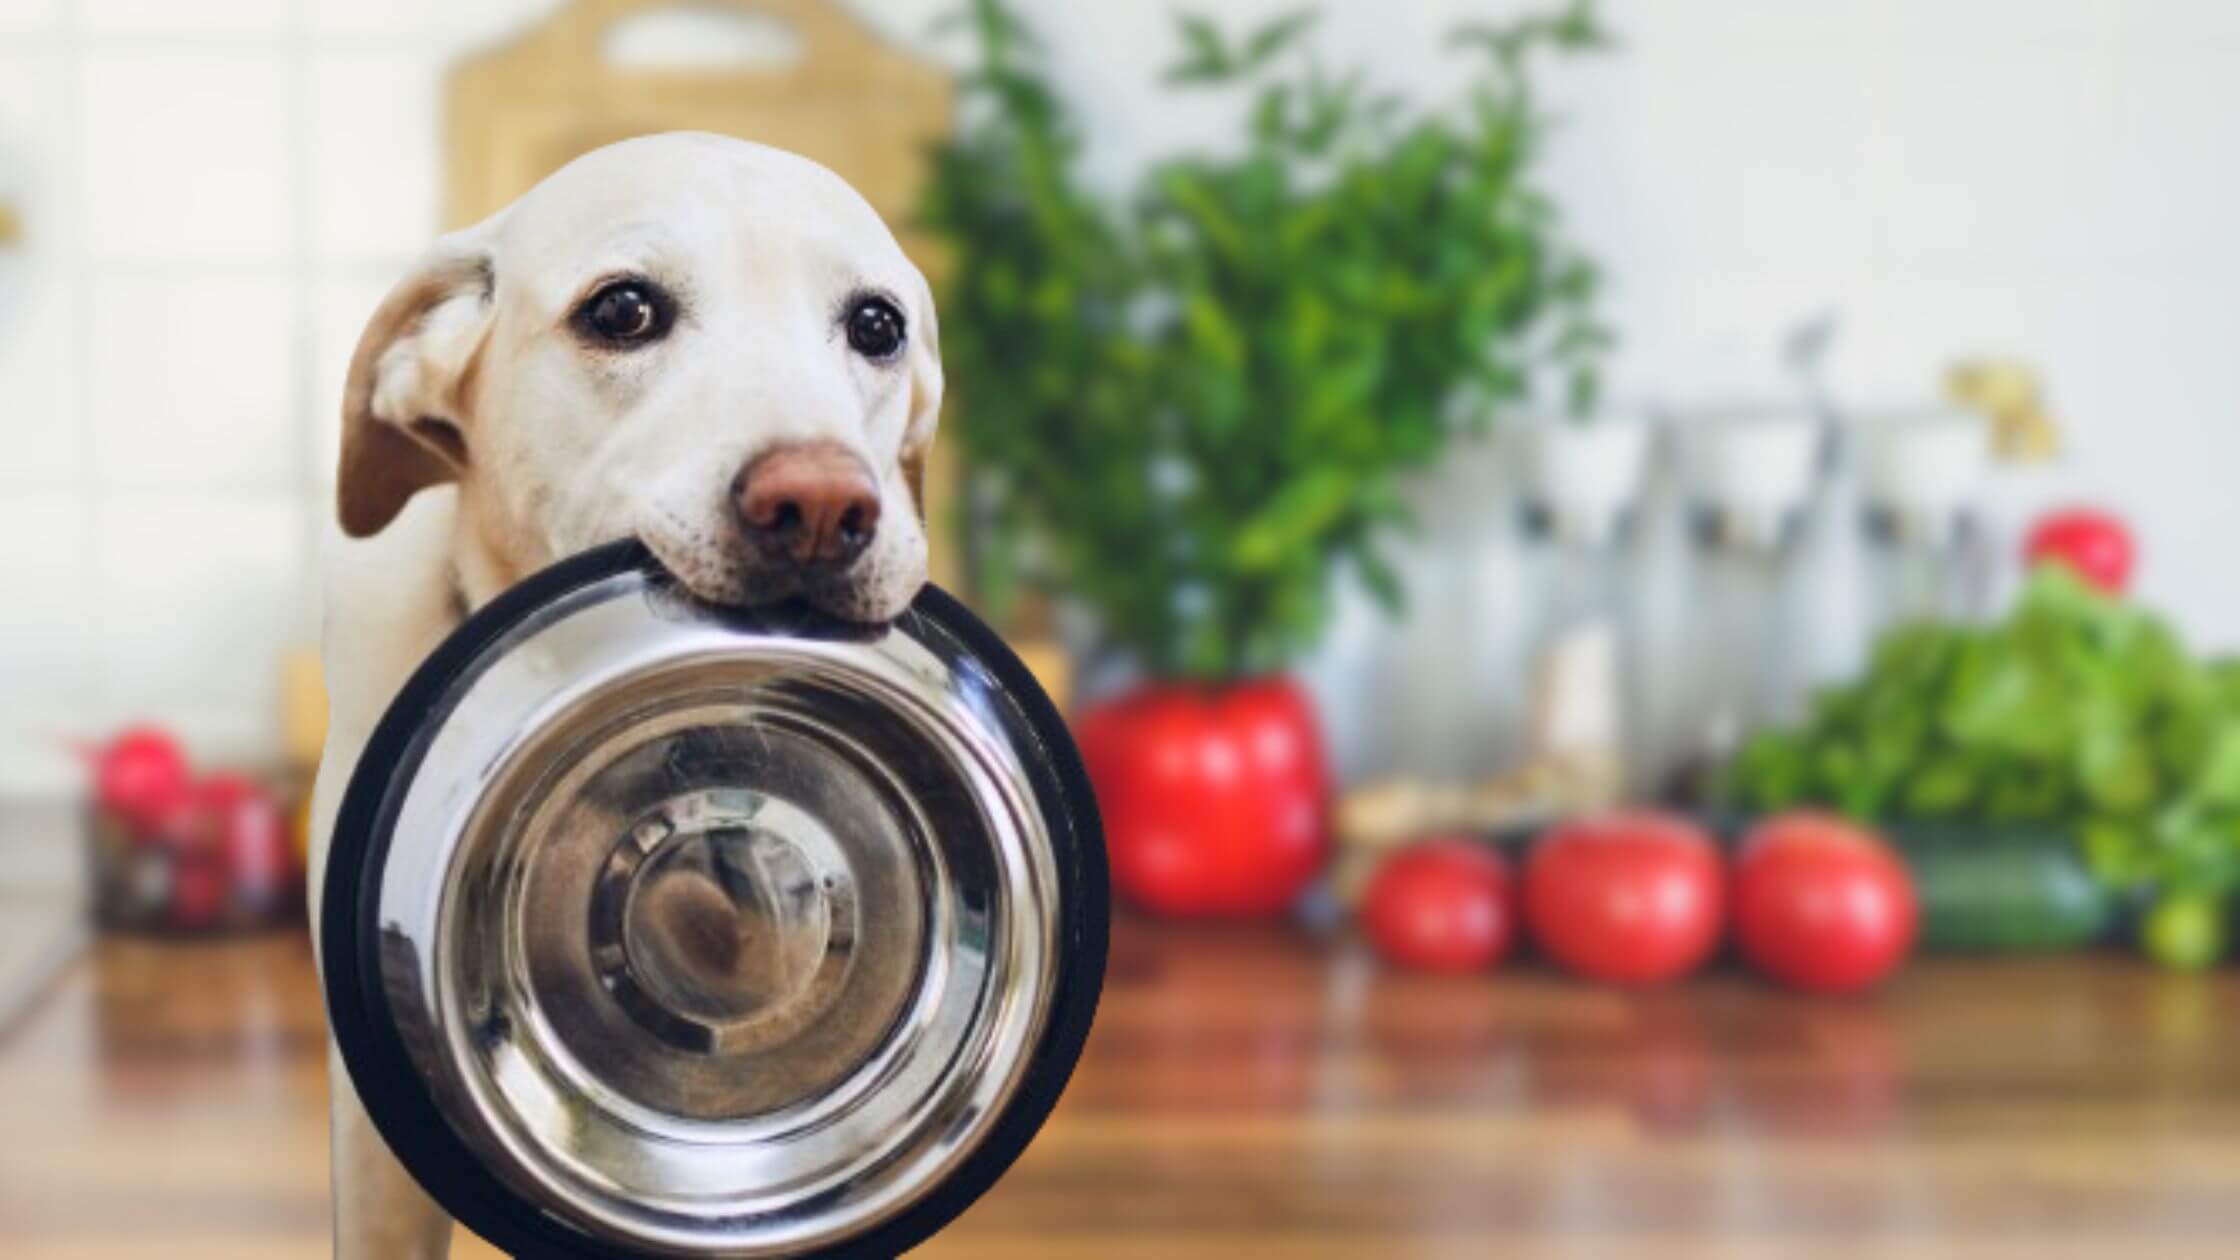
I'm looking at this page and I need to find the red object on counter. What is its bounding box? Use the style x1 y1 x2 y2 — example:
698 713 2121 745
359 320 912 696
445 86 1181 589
1525 811 1724 986
89 726 191 835
1362 839 1515 972
1076 677 1329 917
1733 812 1916 994
2023 507 2134 593
198 774 293 915
168 853 229 930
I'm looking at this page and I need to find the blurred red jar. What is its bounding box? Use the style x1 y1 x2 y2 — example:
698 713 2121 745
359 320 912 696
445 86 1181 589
1076 677 1329 917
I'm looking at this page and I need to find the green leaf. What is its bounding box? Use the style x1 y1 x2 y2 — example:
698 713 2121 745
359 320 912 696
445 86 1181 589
1902 760 1978 815
2081 819 2150 886
1156 167 1250 261
1228 468 1354 573
1176 14 1226 59
2077 724 2158 813
2191 721 2240 808
1181 292 1246 372
1729 732 1812 810
1241 10 1318 68
1251 84 1294 142
1356 547 1405 614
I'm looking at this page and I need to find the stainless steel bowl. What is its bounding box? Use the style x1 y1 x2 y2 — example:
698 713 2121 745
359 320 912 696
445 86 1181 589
322 541 1106 1258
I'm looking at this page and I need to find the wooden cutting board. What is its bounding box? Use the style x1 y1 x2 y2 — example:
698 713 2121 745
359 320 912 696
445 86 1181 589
444 0 962 586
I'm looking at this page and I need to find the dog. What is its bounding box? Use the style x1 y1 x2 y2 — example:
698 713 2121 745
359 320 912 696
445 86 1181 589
307 132 944 1258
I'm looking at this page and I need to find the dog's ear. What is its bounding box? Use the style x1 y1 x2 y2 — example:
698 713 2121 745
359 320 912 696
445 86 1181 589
336 221 502 538
899 267 944 523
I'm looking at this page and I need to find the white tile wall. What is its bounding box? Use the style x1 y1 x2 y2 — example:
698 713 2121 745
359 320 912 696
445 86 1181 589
1862 49 2103 267
0 259 83 486
306 0 436 36
0 492 92 698
309 52 445 261
0 492 92 794
6 0 2240 794
82 52 296 261
83 0 290 35
1876 0 2110 47
2105 4 2240 47
88 273 298 490
2090 51 2240 268
0 0 558 792
93 494 303 710
308 0 564 44
0 52 69 230
0 52 79 488
2075 262 2240 626
1615 0 1880 49
1852 268 2106 421
0 0 57 35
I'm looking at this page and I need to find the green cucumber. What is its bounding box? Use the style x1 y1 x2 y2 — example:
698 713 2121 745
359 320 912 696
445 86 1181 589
1883 820 2114 953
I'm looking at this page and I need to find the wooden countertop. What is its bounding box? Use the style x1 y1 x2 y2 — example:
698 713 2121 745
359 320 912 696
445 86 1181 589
4 918 2240 1258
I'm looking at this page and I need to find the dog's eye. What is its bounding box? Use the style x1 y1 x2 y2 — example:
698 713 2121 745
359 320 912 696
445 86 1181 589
844 296 906 361
575 280 672 345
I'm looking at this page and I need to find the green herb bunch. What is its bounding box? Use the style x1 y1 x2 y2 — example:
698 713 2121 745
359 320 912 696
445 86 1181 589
920 0 1610 681
1728 567 2240 900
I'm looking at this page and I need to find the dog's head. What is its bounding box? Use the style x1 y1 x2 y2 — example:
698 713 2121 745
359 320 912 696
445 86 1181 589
336 133 942 622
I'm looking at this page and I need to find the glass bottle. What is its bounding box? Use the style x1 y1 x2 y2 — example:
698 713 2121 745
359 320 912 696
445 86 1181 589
1858 407 1994 632
1511 416 1652 804
1670 409 1821 792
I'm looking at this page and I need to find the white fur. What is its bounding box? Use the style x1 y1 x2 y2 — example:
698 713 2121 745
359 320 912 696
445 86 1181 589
310 133 942 1258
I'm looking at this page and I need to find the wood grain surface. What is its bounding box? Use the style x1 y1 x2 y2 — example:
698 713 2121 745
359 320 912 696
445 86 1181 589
4 919 2240 1258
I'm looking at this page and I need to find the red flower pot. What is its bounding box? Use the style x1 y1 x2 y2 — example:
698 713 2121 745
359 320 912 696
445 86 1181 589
1075 677 1330 916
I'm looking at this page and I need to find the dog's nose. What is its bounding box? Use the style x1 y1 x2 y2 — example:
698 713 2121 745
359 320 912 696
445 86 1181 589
733 441 881 568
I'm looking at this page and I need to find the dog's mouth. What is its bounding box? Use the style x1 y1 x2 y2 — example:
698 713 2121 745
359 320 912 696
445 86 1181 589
649 587 898 647
633 524 913 629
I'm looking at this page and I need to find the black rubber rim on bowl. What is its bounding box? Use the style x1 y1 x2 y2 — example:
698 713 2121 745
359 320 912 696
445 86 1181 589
320 539 1108 1259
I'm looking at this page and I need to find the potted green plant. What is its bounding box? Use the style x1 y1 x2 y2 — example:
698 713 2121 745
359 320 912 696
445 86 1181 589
922 0 1610 916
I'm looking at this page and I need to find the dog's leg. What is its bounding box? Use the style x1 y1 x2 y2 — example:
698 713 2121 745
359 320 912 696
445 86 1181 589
314 741 454 1260
312 506 465 1257
329 1039 454 1258
314 735 455 1259
313 626 457 1253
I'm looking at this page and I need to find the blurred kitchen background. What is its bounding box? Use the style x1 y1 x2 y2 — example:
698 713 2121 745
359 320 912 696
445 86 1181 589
0 0 2233 790
9 0 2240 1256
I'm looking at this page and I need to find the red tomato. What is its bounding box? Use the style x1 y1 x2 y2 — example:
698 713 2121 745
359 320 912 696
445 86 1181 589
1076 677 1329 917
1525 811 1724 986
1733 812 1916 994
2023 507 2134 593
1362 839 1515 972
90 726 191 835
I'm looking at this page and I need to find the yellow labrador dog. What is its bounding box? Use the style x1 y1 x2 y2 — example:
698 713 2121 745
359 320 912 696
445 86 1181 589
308 132 943 1258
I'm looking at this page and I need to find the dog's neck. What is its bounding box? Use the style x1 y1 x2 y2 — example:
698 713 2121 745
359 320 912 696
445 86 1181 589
443 564 473 628
444 497 539 624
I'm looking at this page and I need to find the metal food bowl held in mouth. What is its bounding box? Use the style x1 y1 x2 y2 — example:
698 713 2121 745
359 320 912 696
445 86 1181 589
320 540 1107 1258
